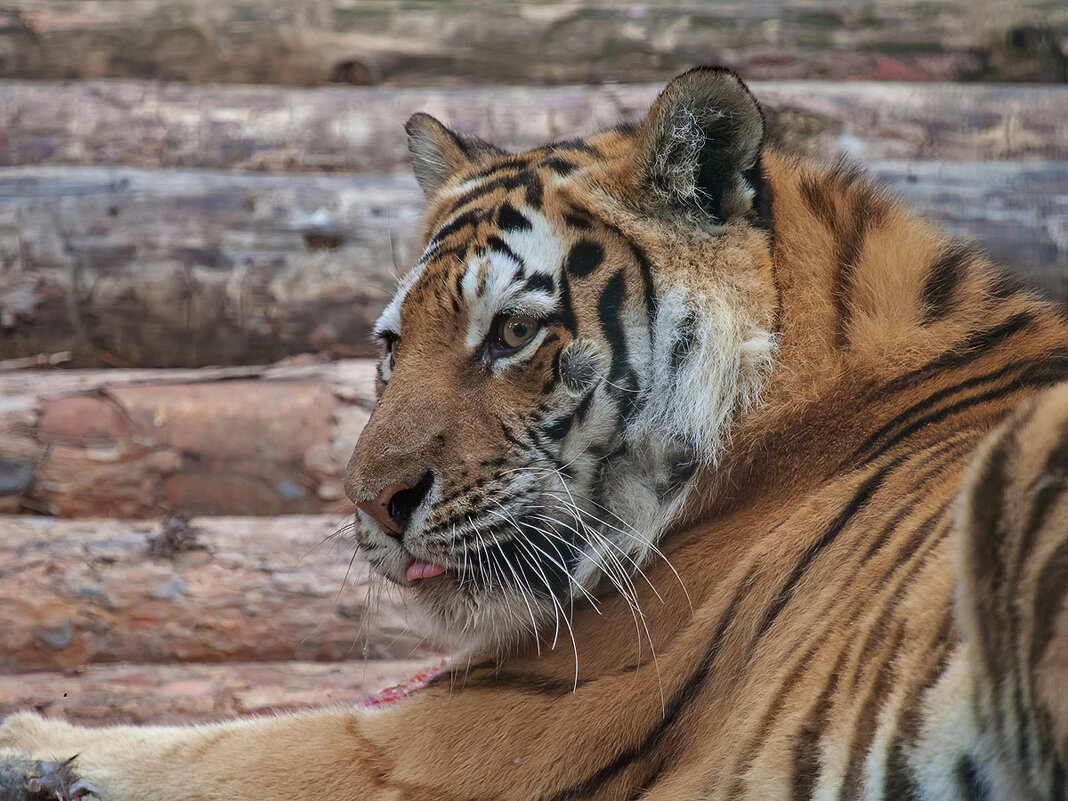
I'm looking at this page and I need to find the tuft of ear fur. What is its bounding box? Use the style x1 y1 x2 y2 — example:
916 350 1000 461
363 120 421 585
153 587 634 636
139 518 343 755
405 113 504 198
637 66 766 223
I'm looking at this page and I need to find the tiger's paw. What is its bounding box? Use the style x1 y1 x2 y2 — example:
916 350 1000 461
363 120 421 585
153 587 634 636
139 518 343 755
0 755 101 801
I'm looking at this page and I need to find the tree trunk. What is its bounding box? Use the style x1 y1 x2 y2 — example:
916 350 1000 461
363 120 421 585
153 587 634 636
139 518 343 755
1 162 1065 367
0 1 1064 86
0 659 438 726
0 515 431 672
0 358 376 517
2 81 1065 174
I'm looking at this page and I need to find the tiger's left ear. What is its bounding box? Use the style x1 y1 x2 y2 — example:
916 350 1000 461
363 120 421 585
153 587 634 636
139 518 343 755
637 67 768 225
405 113 505 199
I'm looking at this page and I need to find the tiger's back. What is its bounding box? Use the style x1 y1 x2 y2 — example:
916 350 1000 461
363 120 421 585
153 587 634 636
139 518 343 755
468 146 1068 799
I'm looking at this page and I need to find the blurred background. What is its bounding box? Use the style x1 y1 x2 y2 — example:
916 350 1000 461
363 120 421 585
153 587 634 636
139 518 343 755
0 0 1065 724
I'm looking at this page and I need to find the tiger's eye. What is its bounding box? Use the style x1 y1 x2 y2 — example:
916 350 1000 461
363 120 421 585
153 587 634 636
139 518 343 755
497 315 540 350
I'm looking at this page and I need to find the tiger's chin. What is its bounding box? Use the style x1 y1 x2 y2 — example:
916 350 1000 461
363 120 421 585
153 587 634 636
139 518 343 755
358 536 593 657
406 575 565 656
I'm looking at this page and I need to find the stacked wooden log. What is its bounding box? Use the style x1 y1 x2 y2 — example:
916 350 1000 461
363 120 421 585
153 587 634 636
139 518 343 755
2 0 1066 86
1 0 1066 725
2 81 1066 367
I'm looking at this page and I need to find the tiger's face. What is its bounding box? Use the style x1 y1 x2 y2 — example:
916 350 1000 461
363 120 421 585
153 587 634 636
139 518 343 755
345 68 778 652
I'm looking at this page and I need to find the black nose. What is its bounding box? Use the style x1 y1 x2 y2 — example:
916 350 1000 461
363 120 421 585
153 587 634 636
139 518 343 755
386 471 434 533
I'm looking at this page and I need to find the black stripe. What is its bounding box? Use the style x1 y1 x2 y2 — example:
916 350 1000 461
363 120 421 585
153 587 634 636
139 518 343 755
629 242 658 328
566 241 605 279
500 421 527 451
602 222 657 327
957 756 992 801
524 172 545 209
873 498 952 570
880 312 1036 395
965 403 1038 768
598 271 629 383
733 475 944 799
1017 417 1068 583
468 155 525 180
829 228 866 349
548 138 598 154
837 516 958 798
836 626 909 800
541 157 576 176
498 202 533 232
486 234 524 267
753 457 904 642
789 654 843 799
564 210 592 230
1051 761 1066 801
849 509 955 699
423 242 469 270
881 616 953 801
850 356 1068 467
727 645 825 799
618 367 642 423
546 568 761 800
861 441 964 560
858 359 1068 467
453 271 466 305
443 171 543 217
921 243 972 323
549 347 564 388
557 268 579 336
525 273 555 295
801 170 889 349
431 209 483 243
742 155 775 238
988 270 1026 300
1030 536 1068 685
541 390 595 442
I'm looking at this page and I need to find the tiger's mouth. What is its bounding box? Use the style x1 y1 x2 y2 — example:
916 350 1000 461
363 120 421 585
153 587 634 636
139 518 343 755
406 559 448 582
358 499 583 594
352 477 610 653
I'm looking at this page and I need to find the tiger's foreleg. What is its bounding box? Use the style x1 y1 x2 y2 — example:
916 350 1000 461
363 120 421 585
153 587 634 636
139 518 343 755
0 709 388 801
956 382 1068 800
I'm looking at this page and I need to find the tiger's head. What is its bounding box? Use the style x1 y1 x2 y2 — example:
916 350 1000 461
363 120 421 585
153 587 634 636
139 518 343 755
345 67 778 653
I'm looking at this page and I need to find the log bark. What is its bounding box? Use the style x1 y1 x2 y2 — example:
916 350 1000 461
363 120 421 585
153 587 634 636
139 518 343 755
1 162 1065 367
0 659 436 726
2 81 1066 174
0 515 432 671
0 358 376 517
0 1 1064 86
0 168 420 367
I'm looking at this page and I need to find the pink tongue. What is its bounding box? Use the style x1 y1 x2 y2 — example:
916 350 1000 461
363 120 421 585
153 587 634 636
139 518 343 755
406 560 447 582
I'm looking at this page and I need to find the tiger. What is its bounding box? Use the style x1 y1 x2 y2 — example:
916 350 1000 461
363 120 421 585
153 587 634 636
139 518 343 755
1 66 1066 801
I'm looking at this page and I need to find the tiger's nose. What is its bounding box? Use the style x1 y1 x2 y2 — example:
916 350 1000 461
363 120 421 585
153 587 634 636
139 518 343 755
355 471 434 537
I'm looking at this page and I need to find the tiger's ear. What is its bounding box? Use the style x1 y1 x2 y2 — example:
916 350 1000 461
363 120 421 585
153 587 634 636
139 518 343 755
405 113 504 199
637 67 766 223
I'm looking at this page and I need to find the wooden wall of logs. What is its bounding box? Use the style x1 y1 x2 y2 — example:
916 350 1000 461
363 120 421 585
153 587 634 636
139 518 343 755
0 0 1065 724
2 81 1067 367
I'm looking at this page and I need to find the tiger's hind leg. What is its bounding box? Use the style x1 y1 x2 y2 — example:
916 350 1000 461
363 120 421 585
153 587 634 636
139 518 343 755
956 382 1068 800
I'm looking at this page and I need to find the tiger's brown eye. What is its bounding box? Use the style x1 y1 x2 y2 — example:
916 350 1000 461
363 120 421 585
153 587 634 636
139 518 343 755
497 315 540 350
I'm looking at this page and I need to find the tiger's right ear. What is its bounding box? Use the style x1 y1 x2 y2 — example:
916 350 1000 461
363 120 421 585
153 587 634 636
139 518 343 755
405 113 504 199
636 67 766 224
